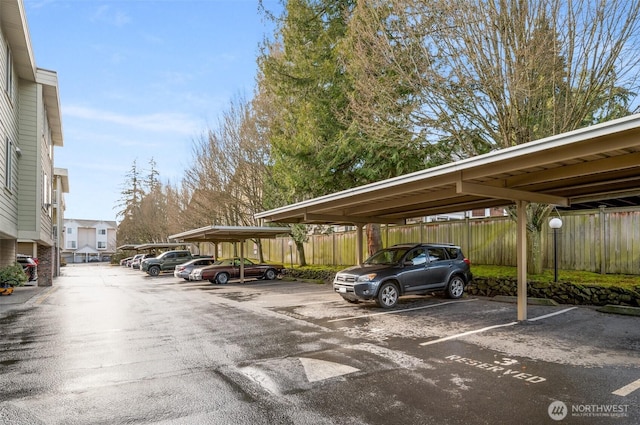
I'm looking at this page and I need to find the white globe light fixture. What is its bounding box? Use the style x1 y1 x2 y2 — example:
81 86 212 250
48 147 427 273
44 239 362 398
549 217 563 229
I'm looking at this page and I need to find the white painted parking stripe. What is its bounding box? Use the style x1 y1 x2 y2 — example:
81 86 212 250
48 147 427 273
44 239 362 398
420 306 578 346
526 307 578 321
612 378 640 396
327 299 478 323
420 322 519 346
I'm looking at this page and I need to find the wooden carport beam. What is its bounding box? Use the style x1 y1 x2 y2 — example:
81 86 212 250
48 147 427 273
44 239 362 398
303 213 405 225
456 181 570 207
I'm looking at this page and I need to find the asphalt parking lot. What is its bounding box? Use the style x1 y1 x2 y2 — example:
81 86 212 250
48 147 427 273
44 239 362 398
151 269 639 423
3 265 638 424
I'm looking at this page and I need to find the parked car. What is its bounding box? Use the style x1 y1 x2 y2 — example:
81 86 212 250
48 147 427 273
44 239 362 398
17 254 38 282
189 258 283 284
333 243 472 308
120 257 133 266
141 250 202 276
174 257 218 280
131 253 154 269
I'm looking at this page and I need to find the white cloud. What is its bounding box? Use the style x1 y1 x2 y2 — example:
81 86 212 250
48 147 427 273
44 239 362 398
63 105 202 136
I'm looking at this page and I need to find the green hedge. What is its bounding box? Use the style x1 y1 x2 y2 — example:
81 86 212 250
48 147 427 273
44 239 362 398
282 267 338 283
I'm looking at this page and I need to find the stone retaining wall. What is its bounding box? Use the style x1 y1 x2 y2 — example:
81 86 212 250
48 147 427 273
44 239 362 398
466 278 640 307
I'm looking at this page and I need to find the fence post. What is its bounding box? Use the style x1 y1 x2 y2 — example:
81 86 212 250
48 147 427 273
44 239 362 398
332 232 336 266
599 206 606 275
465 214 471 254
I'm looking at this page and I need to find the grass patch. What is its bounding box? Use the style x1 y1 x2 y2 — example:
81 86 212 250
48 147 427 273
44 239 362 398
473 265 640 291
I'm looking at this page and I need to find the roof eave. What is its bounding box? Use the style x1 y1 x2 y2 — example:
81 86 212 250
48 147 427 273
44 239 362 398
2 0 36 81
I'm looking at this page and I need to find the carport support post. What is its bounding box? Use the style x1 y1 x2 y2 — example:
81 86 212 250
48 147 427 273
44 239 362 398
240 240 245 283
516 200 529 321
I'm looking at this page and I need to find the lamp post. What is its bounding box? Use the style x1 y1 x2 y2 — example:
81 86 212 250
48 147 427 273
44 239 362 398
549 217 563 282
288 240 294 269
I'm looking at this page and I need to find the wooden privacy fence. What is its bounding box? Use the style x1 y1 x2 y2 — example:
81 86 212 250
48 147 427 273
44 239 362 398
214 207 640 275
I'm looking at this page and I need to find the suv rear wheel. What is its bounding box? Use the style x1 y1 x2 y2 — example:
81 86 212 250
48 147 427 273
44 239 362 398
376 282 399 308
446 275 465 299
148 266 160 277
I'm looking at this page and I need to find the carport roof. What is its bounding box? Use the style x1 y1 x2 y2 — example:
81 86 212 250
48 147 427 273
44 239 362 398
116 243 191 251
256 113 640 225
169 225 291 243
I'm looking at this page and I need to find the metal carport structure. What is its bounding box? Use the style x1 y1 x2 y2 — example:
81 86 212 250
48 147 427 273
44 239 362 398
168 225 291 283
255 114 640 321
116 243 191 252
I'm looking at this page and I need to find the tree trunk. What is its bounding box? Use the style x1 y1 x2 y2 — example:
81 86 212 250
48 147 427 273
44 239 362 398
296 241 307 266
367 223 383 256
255 239 264 263
527 228 544 274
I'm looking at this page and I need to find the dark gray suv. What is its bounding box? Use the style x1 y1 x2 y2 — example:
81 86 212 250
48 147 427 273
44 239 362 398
333 243 473 308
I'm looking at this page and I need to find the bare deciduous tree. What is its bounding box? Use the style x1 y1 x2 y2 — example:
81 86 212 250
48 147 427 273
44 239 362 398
181 95 272 260
345 0 640 272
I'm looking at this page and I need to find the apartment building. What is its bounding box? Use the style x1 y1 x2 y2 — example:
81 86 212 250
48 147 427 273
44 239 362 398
61 219 117 264
0 0 66 286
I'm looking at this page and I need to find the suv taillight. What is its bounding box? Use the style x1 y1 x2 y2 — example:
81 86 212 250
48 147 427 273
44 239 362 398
464 258 471 265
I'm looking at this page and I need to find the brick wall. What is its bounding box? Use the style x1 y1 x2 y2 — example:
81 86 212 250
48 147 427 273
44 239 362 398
37 245 53 286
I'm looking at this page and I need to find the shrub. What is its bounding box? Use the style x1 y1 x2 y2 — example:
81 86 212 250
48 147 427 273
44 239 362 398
0 263 28 286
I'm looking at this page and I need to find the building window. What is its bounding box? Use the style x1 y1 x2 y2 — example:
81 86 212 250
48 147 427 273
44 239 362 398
4 138 12 190
43 118 52 159
68 241 76 249
43 171 50 209
97 242 106 249
98 229 106 235
67 228 73 234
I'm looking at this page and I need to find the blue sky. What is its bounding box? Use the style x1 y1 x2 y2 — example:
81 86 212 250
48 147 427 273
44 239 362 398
24 0 280 222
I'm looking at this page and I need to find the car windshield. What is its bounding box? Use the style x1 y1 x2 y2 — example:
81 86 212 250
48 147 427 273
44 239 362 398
364 247 409 265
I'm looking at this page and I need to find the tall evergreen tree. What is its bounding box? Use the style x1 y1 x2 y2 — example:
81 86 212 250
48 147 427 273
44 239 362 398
115 159 145 245
258 0 439 256
259 0 356 200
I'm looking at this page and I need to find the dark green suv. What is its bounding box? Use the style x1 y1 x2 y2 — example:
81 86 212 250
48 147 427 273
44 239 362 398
141 250 197 276
333 243 473 308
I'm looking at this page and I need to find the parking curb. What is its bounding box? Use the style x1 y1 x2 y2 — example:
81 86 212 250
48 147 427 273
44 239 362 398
596 304 640 316
491 295 559 306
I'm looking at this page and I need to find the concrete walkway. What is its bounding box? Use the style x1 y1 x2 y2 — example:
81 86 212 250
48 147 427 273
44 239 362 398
0 283 53 310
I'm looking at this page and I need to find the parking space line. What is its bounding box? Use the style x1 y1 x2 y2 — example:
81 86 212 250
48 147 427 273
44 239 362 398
327 299 478 323
526 307 578 321
420 321 519 346
419 306 579 346
612 378 640 397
